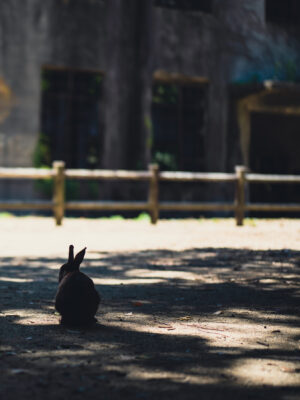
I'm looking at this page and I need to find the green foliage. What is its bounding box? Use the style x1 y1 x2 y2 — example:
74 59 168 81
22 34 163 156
35 177 54 198
65 180 79 201
94 74 103 86
210 217 221 223
233 59 299 85
110 215 124 220
89 74 103 95
33 132 80 200
41 78 50 92
86 146 99 167
33 132 51 168
146 133 154 150
153 84 178 105
153 151 177 171
98 213 151 221
244 218 257 227
144 115 154 150
87 181 99 200
0 212 13 218
274 60 298 82
33 132 53 197
135 212 151 221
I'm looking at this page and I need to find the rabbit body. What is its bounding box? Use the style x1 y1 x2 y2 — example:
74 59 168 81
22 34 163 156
55 246 101 327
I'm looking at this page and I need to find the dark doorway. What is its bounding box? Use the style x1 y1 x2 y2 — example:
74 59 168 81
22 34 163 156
151 82 207 171
40 68 103 169
249 111 300 210
265 0 300 26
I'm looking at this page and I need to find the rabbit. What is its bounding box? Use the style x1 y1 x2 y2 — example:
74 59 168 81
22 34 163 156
55 245 101 327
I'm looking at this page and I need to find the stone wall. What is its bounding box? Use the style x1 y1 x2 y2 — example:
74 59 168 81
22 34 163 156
154 0 300 173
0 0 299 200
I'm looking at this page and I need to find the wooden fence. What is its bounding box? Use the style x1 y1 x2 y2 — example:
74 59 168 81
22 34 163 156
0 161 300 226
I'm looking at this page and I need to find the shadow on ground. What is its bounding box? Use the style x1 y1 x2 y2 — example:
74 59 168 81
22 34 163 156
0 248 300 399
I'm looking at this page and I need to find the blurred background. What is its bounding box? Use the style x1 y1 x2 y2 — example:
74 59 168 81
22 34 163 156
0 0 300 218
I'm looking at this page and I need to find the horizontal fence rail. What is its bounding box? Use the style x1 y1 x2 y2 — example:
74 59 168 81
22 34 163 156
159 171 237 182
246 173 300 183
0 168 55 179
65 169 151 180
0 162 300 225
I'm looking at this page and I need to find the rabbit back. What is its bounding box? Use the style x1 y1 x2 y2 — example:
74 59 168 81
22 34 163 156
55 271 100 326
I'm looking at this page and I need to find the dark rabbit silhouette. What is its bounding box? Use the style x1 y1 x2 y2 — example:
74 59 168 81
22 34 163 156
55 245 101 327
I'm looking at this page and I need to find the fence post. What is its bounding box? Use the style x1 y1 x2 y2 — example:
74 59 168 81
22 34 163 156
53 161 65 226
148 164 159 224
235 165 247 226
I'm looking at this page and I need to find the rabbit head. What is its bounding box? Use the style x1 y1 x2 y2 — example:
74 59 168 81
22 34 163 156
58 245 86 282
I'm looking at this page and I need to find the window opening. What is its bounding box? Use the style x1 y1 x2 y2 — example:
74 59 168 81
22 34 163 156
250 111 300 214
40 68 103 169
265 0 300 26
152 82 206 171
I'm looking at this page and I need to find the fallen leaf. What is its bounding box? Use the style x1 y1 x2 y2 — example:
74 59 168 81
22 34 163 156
256 341 269 347
280 367 296 373
132 301 143 307
178 316 192 321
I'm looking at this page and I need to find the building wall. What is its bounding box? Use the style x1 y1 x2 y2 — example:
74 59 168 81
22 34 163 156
0 0 106 170
154 0 300 172
0 0 299 198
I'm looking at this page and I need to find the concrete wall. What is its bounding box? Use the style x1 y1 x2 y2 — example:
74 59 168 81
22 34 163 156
0 0 106 170
154 0 300 172
0 0 299 199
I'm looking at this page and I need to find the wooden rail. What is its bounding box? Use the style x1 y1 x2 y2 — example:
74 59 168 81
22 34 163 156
0 162 300 225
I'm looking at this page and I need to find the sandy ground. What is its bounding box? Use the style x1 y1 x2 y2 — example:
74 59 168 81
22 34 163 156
2 216 300 256
0 217 300 399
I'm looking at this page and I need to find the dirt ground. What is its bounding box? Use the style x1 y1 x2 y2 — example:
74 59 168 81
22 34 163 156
0 217 300 399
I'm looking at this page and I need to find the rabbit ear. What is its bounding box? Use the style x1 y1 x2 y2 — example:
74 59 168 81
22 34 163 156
73 247 86 268
68 245 74 263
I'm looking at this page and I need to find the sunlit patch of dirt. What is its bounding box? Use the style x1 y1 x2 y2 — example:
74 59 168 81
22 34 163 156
232 358 300 386
0 218 300 399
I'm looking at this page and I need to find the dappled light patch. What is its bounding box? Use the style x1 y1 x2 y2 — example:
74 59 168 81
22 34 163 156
0 277 34 283
125 268 199 281
232 358 300 386
93 277 165 285
1 309 56 326
127 367 221 386
0 240 300 398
